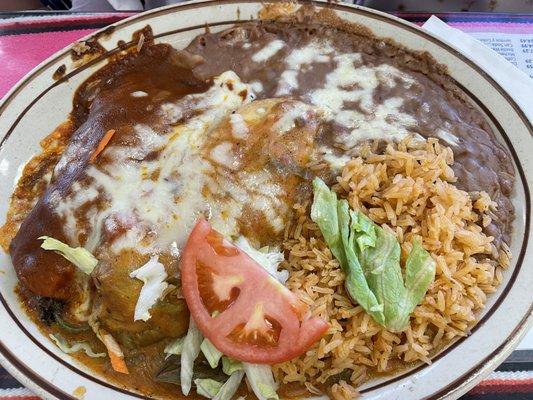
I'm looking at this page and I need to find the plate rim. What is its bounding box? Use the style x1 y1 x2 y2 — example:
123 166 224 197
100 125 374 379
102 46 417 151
0 1 531 399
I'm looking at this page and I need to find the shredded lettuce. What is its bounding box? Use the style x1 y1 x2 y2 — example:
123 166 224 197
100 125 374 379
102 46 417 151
201 338 223 369
234 236 288 284
195 378 223 399
129 256 168 322
311 177 436 332
49 333 105 358
231 242 285 400
213 370 245 400
242 363 279 400
258 383 279 400
181 317 204 395
164 235 283 399
164 337 185 359
160 338 244 400
39 236 97 274
221 356 242 375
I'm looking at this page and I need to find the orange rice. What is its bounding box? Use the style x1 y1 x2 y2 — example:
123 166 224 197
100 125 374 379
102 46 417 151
273 137 510 398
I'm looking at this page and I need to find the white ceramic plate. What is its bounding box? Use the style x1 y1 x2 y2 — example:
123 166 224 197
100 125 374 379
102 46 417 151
0 1 531 399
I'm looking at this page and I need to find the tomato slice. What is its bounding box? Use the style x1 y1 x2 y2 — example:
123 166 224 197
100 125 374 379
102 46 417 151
181 218 329 364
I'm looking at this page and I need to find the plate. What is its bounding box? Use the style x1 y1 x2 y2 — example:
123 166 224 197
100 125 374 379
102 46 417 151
0 1 531 399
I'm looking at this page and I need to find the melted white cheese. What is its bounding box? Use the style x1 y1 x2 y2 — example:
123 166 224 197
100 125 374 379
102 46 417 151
250 81 263 94
275 39 421 149
252 39 285 63
56 72 250 253
229 113 249 139
131 91 148 98
276 40 333 96
319 146 352 171
106 124 167 161
279 40 420 146
210 142 240 169
285 40 333 66
273 102 315 134
55 182 99 245
54 71 288 255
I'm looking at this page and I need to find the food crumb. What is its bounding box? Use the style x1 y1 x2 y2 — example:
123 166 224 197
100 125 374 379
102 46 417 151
52 64 66 80
72 41 90 56
73 386 86 399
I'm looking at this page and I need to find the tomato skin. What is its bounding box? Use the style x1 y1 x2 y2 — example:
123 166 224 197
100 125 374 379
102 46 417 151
181 218 329 364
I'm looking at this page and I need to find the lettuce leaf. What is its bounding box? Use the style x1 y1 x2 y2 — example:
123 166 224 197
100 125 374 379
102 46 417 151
310 178 346 267
221 357 242 376
164 337 185 359
39 236 97 274
337 200 385 324
311 177 436 332
181 317 204 395
388 239 437 331
213 370 245 400
195 378 223 399
242 363 279 400
312 180 384 324
356 221 406 329
201 338 223 369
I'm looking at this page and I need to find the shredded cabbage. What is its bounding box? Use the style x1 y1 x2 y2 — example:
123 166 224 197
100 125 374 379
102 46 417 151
194 372 245 400
234 236 288 284
39 236 97 274
213 370 245 400
129 256 168 322
164 337 185 359
181 317 204 395
195 378 223 399
242 363 279 400
201 338 223 368
221 356 242 375
49 334 105 358
161 236 284 398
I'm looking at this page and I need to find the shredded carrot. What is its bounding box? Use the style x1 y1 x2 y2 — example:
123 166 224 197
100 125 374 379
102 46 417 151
100 331 129 374
90 129 116 163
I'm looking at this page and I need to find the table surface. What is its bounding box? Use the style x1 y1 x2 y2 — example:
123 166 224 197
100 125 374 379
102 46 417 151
0 9 531 400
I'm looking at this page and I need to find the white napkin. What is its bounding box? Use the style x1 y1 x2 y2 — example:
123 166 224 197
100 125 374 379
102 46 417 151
422 16 533 122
